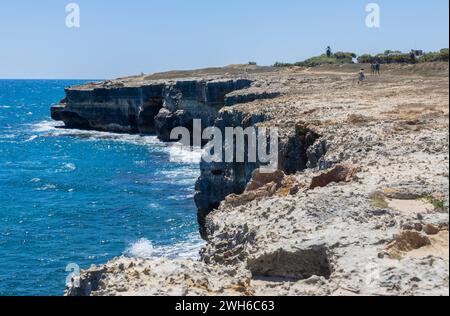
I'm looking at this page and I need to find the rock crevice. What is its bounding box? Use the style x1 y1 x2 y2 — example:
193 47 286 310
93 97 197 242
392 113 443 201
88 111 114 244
195 113 328 239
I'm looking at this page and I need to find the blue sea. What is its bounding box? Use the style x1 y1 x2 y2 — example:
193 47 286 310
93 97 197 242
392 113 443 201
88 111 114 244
0 80 203 296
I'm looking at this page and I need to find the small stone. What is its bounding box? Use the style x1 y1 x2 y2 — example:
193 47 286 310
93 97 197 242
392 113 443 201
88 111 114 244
289 185 300 195
423 224 439 235
414 223 423 232
402 224 414 231
303 275 322 285
417 213 424 221
439 223 449 231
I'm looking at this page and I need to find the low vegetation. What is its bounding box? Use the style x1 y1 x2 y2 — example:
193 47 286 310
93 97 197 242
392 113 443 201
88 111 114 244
419 196 447 212
358 48 449 64
369 192 390 209
274 48 449 68
274 52 356 68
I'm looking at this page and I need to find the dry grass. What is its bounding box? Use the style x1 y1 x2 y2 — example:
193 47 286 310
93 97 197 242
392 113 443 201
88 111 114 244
369 192 390 209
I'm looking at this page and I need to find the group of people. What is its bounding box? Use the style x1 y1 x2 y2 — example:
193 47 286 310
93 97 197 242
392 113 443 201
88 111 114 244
358 62 381 84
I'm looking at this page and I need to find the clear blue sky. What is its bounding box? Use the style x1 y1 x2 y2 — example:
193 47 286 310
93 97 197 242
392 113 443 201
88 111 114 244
0 0 448 79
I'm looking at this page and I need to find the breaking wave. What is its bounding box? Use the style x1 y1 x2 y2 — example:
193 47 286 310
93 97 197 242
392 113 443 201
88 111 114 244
30 120 202 164
30 120 162 147
125 236 205 260
124 238 155 259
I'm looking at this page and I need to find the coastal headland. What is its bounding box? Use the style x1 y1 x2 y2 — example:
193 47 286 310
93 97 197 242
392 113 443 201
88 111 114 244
54 62 449 296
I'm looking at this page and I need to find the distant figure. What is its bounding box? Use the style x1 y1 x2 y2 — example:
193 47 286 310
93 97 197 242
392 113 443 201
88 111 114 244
410 51 416 63
375 63 381 75
326 46 332 58
358 68 366 84
371 63 376 75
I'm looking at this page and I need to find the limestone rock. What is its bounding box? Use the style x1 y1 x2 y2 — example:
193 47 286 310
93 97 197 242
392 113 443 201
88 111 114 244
245 169 285 192
60 63 449 296
309 164 358 190
423 224 440 236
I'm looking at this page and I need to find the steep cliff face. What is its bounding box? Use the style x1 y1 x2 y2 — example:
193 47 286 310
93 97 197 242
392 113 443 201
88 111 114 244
155 79 252 142
50 75 327 240
194 107 329 239
52 83 165 133
51 76 273 239
194 110 267 238
52 78 252 138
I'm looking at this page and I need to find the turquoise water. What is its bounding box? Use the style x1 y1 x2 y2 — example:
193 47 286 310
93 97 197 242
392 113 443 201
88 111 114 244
0 80 202 296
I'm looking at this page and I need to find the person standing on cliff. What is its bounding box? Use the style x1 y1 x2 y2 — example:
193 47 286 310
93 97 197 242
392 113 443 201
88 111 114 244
375 63 381 76
358 68 366 84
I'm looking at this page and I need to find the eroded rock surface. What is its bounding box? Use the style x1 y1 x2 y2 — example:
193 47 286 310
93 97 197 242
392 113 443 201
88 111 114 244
64 63 449 296
52 77 253 137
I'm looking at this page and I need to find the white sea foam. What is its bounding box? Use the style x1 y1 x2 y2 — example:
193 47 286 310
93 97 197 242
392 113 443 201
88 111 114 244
0 133 19 140
158 168 200 179
25 135 38 142
153 239 205 260
30 121 204 166
31 120 63 133
125 235 205 260
167 144 202 164
156 168 200 186
34 184 57 191
30 120 163 147
30 120 205 261
63 163 77 172
124 238 154 259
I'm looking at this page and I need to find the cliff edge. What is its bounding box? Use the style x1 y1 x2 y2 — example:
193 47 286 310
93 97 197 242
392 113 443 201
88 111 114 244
61 63 449 296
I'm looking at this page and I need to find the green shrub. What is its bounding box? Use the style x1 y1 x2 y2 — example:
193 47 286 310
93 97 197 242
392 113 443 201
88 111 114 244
420 196 447 212
295 52 356 67
357 52 414 64
273 62 294 68
384 50 402 55
357 54 375 63
417 49 449 63
297 54 337 67
440 48 449 60
358 48 449 64
418 52 441 63
334 52 357 60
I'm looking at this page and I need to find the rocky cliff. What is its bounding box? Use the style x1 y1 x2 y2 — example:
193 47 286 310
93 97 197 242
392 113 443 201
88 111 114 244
52 74 285 237
62 63 449 296
52 78 252 137
194 107 327 239
52 82 165 133
154 78 252 142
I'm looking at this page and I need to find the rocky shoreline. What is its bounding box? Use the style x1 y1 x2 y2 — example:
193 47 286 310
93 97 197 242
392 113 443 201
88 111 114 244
51 70 289 237
59 63 449 296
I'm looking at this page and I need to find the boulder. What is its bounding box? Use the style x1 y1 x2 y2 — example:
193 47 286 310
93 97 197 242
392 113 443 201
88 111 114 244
309 164 358 190
245 169 285 192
